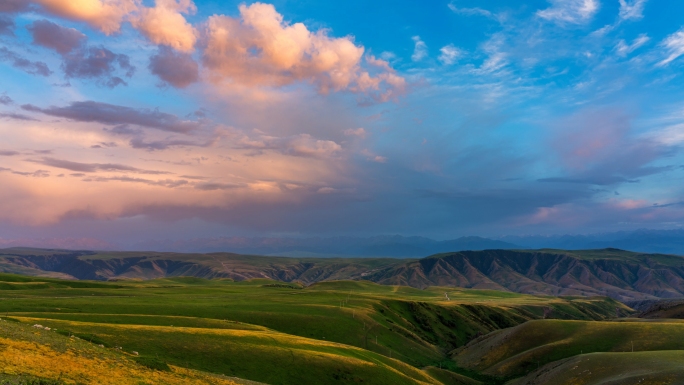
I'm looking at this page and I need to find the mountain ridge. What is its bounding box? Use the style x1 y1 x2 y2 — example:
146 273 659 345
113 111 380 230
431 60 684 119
1 247 684 301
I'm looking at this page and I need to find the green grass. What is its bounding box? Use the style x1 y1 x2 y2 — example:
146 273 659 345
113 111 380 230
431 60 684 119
454 319 684 378
509 350 684 385
0 274 624 384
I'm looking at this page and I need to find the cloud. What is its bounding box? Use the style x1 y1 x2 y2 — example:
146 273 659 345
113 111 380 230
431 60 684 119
129 135 217 151
0 0 30 13
0 95 12 105
30 157 171 174
0 112 38 121
537 0 599 24
28 19 87 55
0 16 15 35
343 128 367 138
149 46 199 88
201 3 403 99
546 108 669 185
619 0 647 21
411 36 427 62
62 46 135 87
0 150 19 156
25 19 133 87
194 182 241 191
438 44 463 65
22 101 201 133
0 47 52 76
83 176 188 188
615 34 649 57
659 28 684 66
447 3 493 18
236 132 342 159
32 0 140 35
131 0 197 52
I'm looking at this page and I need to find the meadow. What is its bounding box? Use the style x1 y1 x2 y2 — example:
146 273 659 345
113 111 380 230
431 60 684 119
0 274 625 384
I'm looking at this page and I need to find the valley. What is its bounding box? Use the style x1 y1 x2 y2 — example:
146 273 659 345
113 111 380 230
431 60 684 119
0 248 683 384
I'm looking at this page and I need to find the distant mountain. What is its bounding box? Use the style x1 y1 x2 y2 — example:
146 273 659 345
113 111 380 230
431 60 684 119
501 229 684 255
2 247 684 301
133 235 519 257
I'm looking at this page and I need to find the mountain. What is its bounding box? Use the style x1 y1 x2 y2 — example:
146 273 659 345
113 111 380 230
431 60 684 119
1 247 684 301
133 235 519 257
502 229 684 255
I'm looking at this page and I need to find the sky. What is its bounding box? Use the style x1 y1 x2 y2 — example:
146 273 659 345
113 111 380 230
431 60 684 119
1 0 684 246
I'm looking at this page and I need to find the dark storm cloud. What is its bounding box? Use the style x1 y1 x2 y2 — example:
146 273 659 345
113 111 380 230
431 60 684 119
0 16 14 35
28 19 86 55
30 157 171 175
149 47 199 88
0 47 51 76
22 101 201 133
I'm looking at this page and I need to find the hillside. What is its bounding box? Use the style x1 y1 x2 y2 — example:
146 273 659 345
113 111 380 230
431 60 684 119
0 274 624 384
2 248 684 300
453 319 684 378
509 351 684 385
0 318 262 385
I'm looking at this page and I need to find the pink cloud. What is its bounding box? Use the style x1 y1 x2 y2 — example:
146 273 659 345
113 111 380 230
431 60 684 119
201 3 404 98
131 0 197 52
33 0 140 35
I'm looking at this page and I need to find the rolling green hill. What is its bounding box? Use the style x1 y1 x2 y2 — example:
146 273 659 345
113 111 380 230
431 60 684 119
453 319 684 378
509 351 684 385
0 273 625 384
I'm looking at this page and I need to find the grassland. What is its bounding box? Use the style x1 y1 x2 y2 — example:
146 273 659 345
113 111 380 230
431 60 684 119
0 319 262 385
454 319 684 378
0 273 624 384
510 351 684 385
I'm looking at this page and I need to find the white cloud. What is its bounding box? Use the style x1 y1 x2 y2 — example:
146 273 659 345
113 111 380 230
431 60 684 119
615 34 649 57
619 0 647 21
438 44 463 65
447 3 493 18
411 36 427 62
659 28 684 66
537 0 599 24
651 123 684 145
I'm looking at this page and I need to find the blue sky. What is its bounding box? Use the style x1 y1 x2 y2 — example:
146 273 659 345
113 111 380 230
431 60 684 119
1 0 684 246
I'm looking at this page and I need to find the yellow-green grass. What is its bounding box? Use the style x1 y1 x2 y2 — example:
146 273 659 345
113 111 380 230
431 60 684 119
0 273 623 385
508 350 684 385
0 319 262 385
0 275 621 368
454 319 684 378
11 316 442 385
424 367 483 385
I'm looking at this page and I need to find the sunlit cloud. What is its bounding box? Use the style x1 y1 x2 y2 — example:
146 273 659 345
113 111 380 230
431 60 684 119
537 0 599 24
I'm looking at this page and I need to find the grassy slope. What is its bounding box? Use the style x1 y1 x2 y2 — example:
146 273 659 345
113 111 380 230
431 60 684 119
0 274 622 384
11 317 441 385
454 319 684 378
509 351 684 385
0 319 261 385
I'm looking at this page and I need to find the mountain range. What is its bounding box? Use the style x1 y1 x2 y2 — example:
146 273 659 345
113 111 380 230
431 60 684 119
2 247 684 301
4 229 684 257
